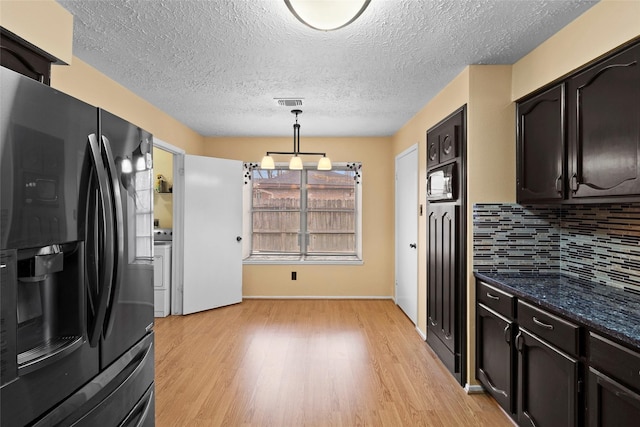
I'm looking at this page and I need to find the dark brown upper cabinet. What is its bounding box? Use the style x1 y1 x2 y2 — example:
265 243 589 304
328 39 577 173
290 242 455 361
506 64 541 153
517 84 565 203
1 28 53 85
517 39 640 204
427 109 461 169
567 42 640 200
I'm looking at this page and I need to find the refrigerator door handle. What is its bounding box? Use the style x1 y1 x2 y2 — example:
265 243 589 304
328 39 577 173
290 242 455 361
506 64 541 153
87 134 116 347
100 135 125 339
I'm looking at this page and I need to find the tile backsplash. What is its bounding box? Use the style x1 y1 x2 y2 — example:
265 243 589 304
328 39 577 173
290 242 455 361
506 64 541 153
473 203 640 294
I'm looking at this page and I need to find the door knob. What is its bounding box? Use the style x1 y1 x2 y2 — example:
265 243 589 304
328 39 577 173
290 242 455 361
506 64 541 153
409 243 417 249
236 236 242 242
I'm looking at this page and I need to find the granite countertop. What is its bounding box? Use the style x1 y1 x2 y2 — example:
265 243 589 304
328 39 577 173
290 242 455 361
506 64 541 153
474 271 640 350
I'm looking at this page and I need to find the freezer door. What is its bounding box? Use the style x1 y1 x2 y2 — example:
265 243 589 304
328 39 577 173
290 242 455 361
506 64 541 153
32 332 154 427
97 109 154 368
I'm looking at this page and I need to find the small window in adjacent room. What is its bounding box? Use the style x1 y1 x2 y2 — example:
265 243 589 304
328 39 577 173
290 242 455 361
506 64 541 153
244 163 362 264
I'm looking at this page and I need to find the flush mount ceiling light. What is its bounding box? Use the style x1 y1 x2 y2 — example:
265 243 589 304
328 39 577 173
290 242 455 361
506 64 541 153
261 109 332 171
284 0 371 31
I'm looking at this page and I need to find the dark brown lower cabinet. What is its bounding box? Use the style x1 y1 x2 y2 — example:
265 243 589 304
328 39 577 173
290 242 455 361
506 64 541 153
517 328 579 427
476 304 515 414
588 368 640 426
588 332 640 426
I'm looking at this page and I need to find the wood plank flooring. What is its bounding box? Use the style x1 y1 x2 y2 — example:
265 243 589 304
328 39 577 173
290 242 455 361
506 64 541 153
154 299 512 426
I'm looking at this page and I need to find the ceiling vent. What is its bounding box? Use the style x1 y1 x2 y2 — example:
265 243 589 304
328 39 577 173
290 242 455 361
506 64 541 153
275 98 303 107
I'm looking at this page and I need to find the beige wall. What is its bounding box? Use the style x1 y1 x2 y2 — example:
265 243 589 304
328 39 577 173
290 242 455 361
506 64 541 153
512 0 640 100
203 136 395 298
153 147 174 228
466 65 515 384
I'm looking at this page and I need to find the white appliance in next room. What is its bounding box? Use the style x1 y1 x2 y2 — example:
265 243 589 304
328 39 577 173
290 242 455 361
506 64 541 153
153 228 172 317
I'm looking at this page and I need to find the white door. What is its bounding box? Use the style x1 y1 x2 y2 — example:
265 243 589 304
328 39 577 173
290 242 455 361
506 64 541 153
182 155 243 314
395 145 418 324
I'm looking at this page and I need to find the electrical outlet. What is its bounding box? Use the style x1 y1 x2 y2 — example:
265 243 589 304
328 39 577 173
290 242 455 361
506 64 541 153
291 271 297 280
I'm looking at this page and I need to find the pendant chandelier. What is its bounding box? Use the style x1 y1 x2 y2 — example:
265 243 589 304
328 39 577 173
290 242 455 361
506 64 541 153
261 109 332 171
284 0 371 31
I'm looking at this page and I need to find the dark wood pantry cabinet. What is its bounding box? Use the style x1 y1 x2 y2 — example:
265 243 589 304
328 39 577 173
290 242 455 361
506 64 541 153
516 39 640 204
426 107 466 386
427 204 460 375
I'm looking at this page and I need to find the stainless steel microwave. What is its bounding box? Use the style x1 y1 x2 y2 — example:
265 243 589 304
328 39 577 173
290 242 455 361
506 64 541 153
427 163 456 201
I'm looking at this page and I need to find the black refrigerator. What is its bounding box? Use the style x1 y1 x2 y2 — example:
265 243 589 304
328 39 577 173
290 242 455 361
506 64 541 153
0 67 155 426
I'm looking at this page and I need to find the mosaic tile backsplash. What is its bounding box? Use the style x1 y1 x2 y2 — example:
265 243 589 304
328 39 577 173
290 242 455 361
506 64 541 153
473 203 640 294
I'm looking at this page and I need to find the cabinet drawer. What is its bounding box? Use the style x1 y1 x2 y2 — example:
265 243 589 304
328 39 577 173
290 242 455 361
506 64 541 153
517 300 579 356
477 281 514 318
590 333 640 392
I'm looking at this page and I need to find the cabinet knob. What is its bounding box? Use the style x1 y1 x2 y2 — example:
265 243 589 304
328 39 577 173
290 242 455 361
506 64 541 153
236 236 242 242
409 243 417 249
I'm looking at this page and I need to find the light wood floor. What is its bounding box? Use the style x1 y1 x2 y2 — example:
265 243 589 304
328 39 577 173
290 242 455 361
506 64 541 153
154 299 512 426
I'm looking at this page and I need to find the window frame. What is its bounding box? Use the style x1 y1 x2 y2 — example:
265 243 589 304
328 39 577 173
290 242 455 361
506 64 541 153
243 162 362 265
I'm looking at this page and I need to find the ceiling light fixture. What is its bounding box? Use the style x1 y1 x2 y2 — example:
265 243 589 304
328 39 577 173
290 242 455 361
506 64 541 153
261 109 332 171
284 0 371 31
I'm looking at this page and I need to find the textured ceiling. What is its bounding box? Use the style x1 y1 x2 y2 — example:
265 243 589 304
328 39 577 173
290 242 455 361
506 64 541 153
55 0 598 137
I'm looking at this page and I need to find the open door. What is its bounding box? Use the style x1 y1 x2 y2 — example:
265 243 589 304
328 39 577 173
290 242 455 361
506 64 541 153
182 155 243 314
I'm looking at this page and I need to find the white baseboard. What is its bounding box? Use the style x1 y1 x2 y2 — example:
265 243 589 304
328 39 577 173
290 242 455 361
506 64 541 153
415 326 427 340
464 383 485 394
243 295 394 300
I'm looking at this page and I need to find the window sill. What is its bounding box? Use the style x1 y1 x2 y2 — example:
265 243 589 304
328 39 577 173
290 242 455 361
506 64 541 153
243 254 363 265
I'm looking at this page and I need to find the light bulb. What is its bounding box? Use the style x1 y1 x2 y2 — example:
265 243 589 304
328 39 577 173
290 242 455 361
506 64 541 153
261 155 275 169
317 156 332 170
289 156 303 170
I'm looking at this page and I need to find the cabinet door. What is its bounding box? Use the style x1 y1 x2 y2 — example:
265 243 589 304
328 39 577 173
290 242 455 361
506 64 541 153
588 368 640 427
517 329 579 427
477 304 515 415
427 204 459 367
517 84 565 202
0 29 52 85
427 108 462 168
427 130 440 167
568 42 640 199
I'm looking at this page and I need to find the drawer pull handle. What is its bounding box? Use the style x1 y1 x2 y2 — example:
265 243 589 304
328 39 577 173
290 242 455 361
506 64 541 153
532 316 554 330
486 292 500 301
0 264 6 269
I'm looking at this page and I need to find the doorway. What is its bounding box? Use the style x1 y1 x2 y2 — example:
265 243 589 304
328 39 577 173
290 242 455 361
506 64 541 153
395 144 419 324
153 138 185 315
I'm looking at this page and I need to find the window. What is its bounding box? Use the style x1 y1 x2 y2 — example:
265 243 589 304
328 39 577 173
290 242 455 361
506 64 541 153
245 164 362 264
